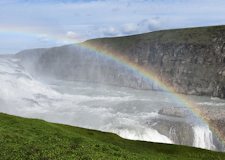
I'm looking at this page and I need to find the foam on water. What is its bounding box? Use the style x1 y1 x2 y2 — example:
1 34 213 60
193 126 216 150
197 102 225 106
112 128 173 143
0 57 224 151
101 115 173 144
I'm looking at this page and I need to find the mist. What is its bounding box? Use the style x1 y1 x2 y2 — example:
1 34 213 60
1 48 225 151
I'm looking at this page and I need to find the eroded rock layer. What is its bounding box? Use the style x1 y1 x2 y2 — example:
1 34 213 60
16 25 225 98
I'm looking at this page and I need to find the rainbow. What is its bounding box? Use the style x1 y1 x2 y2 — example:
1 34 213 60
1 26 225 147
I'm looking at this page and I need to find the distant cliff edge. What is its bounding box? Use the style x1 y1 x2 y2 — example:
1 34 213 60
16 25 225 98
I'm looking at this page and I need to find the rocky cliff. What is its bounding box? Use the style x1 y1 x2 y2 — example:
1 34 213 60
16 25 225 98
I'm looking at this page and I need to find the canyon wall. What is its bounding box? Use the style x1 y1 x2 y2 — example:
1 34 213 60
16 25 225 98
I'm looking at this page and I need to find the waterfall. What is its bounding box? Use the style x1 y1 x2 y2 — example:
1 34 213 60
110 127 174 144
193 125 215 150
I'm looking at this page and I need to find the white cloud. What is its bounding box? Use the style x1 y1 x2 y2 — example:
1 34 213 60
122 23 138 34
100 26 120 36
98 17 163 37
138 17 162 31
66 31 78 38
37 34 50 42
1 0 225 54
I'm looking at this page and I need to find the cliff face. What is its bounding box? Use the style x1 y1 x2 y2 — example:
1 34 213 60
16 25 225 98
83 26 225 98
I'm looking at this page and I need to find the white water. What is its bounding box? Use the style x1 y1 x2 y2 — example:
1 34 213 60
193 126 216 150
0 57 224 151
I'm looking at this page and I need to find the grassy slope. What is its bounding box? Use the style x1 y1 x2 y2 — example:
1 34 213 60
84 25 225 51
1 113 225 160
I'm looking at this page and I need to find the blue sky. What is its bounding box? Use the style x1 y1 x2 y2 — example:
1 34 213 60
0 0 225 54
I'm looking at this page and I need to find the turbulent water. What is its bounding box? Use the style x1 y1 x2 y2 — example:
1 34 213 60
1 57 225 151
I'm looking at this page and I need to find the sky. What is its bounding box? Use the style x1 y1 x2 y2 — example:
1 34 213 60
0 0 225 54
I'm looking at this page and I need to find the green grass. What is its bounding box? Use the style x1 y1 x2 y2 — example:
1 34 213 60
1 113 225 160
84 25 225 50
